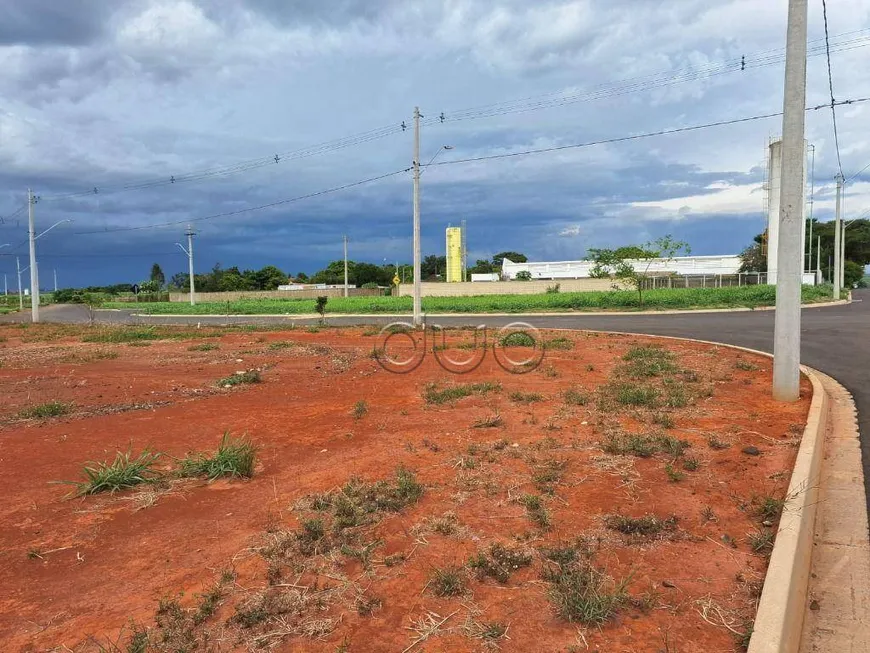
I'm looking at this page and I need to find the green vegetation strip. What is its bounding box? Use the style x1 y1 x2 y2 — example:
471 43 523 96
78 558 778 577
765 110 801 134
103 285 837 315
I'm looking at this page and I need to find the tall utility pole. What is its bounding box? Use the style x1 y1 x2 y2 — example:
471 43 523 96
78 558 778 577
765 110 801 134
343 235 349 298
412 106 422 327
53 269 57 293
817 236 822 284
176 225 196 306
833 174 843 298
841 220 846 289
16 257 24 310
186 225 195 306
27 189 39 323
771 0 808 403
807 144 815 272
460 218 468 282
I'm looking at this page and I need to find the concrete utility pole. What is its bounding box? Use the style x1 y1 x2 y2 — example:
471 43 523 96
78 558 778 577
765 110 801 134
807 144 815 273
27 189 40 323
53 269 57 293
460 218 468 282
16 257 25 311
771 0 808 403
412 106 422 327
343 235 349 298
176 225 196 306
833 174 843 298
841 220 846 289
817 236 822 284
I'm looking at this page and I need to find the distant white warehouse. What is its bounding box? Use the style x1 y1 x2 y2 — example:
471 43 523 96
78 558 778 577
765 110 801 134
500 255 743 280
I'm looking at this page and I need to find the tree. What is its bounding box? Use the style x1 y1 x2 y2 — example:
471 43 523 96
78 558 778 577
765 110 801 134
150 263 165 288
587 235 690 305
492 251 527 267
515 271 532 281
844 260 864 288
739 232 767 273
169 272 189 290
421 255 447 280
295 272 309 282
468 259 496 275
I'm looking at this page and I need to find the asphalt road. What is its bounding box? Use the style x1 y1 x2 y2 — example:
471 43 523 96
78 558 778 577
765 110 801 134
5 293 868 508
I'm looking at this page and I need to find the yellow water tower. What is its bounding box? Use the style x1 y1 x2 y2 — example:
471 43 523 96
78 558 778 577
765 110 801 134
446 227 462 282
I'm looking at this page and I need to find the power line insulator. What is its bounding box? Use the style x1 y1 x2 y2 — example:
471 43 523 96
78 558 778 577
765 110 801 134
274 155 280 163
741 56 745 71
401 121 407 131
440 112 446 123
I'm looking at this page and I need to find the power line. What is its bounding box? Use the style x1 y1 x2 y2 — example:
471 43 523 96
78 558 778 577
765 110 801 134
845 159 870 184
0 205 27 224
822 0 845 179
428 98 870 169
70 168 410 236
34 28 870 203
40 124 404 202
425 29 870 125
57 98 870 239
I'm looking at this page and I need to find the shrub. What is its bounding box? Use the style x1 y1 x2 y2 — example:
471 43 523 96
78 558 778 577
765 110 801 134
469 543 533 583
430 565 466 597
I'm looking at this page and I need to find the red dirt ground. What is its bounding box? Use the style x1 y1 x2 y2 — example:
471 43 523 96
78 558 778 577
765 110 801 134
0 323 810 652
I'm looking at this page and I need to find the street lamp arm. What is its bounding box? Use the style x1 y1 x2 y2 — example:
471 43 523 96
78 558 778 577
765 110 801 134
34 219 73 241
175 242 190 256
419 145 454 177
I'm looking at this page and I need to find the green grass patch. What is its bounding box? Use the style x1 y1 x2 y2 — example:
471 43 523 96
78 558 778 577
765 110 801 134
509 391 544 404
602 381 661 407
179 432 256 480
500 331 537 347
544 336 574 350
604 514 678 537
61 449 161 496
423 381 501 404
308 467 424 531
542 558 629 625
468 543 533 583
352 400 368 420
619 345 678 378
519 493 551 529
188 342 219 352
18 401 73 419
430 565 466 597
105 285 835 315
563 388 589 406
218 370 262 387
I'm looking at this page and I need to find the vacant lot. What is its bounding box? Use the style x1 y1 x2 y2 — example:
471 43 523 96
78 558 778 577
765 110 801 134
102 284 837 315
0 323 809 651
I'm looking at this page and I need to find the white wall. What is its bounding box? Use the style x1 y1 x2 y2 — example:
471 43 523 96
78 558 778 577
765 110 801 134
501 255 743 280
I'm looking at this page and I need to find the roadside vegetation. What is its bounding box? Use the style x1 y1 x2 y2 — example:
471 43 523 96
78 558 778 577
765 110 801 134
104 285 836 315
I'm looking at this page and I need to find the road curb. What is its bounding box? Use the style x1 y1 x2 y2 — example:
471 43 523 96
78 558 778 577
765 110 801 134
586 330 829 653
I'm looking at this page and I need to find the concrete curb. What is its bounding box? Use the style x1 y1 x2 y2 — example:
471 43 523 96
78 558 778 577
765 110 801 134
588 330 828 653
120 297 850 320
748 368 827 653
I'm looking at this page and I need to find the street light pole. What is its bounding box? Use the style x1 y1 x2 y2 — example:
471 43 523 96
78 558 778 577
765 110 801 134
771 0 808 403
53 268 57 293
412 106 422 327
833 174 843 297
176 225 196 306
16 257 25 311
27 189 39 323
343 235 349 298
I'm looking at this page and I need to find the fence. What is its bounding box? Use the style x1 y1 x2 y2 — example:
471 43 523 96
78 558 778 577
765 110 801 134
640 273 770 290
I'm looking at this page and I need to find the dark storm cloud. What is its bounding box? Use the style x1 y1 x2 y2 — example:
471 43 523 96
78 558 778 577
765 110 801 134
197 0 402 28
0 0 128 46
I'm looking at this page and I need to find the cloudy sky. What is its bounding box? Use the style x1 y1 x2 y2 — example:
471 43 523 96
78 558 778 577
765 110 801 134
1 0 869 288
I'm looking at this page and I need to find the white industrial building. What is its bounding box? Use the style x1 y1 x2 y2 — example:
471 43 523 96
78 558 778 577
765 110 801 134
500 254 743 280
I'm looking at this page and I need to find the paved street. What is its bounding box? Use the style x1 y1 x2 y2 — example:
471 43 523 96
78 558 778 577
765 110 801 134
5 293 868 509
